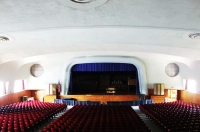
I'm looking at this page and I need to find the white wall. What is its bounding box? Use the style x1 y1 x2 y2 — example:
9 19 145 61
0 52 198 95
0 61 24 93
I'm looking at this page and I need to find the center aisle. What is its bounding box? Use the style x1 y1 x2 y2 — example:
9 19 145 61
132 106 162 132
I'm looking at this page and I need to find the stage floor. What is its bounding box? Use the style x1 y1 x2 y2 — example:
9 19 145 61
71 91 137 95
44 94 139 104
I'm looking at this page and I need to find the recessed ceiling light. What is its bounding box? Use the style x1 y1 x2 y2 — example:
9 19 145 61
0 35 14 42
189 33 200 39
0 36 9 41
56 0 109 9
71 0 93 4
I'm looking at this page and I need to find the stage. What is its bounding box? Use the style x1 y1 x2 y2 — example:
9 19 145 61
44 94 139 104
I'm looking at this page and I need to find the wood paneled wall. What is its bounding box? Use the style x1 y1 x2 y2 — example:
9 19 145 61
30 89 46 102
0 90 32 107
179 90 200 104
44 95 139 104
2 89 200 106
150 95 165 103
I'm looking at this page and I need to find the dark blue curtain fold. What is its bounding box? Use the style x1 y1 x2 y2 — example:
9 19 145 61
68 63 139 94
71 63 137 72
136 72 140 94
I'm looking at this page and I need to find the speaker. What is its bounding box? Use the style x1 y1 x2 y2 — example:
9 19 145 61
49 84 57 95
154 83 164 95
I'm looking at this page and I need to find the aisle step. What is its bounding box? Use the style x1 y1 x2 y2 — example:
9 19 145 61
132 106 162 132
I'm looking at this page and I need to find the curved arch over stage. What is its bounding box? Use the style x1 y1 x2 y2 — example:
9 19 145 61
62 56 147 95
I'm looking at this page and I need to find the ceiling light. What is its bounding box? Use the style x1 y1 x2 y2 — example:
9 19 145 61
0 35 14 42
71 0 93 3
56 0 109 9
189 33 200 39
0 36 9 41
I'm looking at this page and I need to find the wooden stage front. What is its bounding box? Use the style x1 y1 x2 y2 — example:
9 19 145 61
44 94 139 104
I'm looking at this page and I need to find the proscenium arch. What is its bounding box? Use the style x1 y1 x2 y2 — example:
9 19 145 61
61 56 147 95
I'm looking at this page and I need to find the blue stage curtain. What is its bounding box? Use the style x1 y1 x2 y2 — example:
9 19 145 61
71 63 137 71
68 63 139 94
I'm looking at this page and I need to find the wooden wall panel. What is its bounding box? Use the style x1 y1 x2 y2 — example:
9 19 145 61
179 90 200 104
150 95 165 103
148 88 154 96
4 89 200 107
149 89 200 104
0 90 32 107
31 89 46 102
44 95 139 104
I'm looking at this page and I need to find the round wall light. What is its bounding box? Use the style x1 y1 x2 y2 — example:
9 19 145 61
30 64 44 77
165 63 179 77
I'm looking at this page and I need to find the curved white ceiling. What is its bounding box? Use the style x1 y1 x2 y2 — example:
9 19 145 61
0 0 200 63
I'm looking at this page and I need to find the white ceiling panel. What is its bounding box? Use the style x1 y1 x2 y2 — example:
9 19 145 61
0 0 200 63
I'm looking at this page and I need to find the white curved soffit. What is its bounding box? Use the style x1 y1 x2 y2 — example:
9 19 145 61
62 56 147 95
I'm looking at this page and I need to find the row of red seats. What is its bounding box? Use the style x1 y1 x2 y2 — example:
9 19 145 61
40 105 151 132
0 100 67 132
139 101 200 132
0 101 65 112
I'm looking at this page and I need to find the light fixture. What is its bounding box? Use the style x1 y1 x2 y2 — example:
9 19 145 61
165 63 179 77
0 36 9 41
30 64 44 77
189 33 200 39
56 0 109 9
0 35 14 42
71 0 93 3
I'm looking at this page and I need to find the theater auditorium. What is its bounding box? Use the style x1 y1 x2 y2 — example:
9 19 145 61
0 0 200 131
